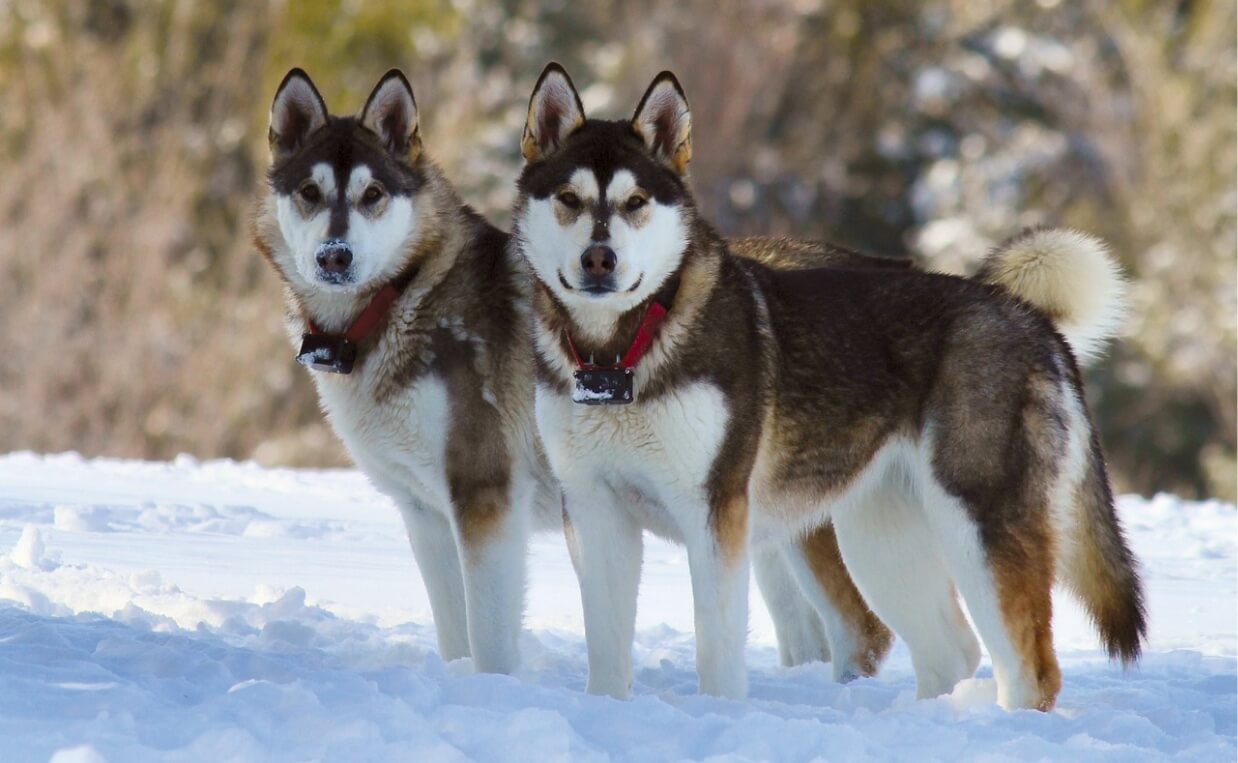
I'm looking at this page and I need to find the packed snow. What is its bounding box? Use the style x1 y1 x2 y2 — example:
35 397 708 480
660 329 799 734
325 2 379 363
0 451 1233 762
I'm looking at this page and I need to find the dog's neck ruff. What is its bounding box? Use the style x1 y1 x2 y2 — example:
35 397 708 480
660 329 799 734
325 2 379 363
297 267 419 375
563 276 679 405
563 276 679 370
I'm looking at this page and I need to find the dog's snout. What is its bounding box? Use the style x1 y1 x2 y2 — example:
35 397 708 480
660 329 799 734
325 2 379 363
580 245 617 278
316 240 353 275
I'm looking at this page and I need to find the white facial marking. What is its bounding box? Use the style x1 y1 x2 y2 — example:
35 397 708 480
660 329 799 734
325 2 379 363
568 168 600 201
604 169 686 301
275 162 414 291
520 168 597 300
276 162 336 285
604 169 638 200
313 163 337 201
347 164 374 199
518 167 687 334
347 163 413 286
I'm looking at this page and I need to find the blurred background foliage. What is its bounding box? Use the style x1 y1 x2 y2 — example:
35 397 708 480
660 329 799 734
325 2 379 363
0 0 1233 500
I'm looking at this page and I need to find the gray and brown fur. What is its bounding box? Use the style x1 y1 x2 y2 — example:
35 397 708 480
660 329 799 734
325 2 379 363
253 68 560 674
515 64 1145 709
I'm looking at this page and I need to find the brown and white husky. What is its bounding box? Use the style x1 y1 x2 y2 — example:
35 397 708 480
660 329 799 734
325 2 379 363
253 68 562 673
512 63 1146 710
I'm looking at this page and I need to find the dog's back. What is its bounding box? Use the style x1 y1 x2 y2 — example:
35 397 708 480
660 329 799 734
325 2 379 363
745 239 1143 710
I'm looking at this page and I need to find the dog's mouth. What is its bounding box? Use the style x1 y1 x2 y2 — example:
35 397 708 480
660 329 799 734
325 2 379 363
315 269 356 287
558 271 643 298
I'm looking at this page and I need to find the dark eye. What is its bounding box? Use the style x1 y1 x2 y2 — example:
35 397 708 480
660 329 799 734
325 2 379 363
299 183 321 204
362 185 384 204
556 190 581 209
625 194 648 212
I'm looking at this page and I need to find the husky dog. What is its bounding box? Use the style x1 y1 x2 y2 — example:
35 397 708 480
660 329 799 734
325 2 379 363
513 63 1146 709
253 68 563 673
252 67 890 677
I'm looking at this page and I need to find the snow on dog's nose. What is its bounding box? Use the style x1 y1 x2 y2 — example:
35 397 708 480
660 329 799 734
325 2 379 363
315 239 353 283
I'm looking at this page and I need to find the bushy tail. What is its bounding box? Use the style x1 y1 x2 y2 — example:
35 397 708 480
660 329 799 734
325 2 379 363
1061 436 1148 665
976 227 1127 365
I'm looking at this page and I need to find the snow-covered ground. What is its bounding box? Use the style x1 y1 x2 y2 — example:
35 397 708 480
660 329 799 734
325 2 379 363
0 452 1233 762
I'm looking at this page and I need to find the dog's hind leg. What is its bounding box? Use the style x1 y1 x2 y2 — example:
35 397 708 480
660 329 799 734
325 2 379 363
831 487 980 698
917 468 1060 710
753 542 830 667
454 489 528 674
783 523 893 682
918 372 1074 711
399 500 471 661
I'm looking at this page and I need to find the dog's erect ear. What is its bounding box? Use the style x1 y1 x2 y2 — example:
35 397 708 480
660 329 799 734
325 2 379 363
632 71 692 175
521 62 585 163
269 68 328 164
360 69 422 163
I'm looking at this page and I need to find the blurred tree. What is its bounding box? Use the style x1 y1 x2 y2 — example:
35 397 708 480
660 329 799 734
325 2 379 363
0 0 1231 498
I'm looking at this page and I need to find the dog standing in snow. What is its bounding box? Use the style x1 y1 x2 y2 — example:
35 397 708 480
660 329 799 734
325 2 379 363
252 67 899 679
253 68 563 673
513 63 1146 709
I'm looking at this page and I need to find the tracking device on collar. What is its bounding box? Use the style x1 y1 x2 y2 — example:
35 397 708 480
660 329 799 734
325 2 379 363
573 367 634 405
297 334 358 374
296 267 420 375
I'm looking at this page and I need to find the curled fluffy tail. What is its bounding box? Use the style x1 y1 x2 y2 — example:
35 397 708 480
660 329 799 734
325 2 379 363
976 228 1127 365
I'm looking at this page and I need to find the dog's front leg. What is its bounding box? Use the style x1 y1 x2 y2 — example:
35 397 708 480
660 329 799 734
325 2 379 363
563 481 643 699
397 498 471 662
682 492 750 699
453 489 528 674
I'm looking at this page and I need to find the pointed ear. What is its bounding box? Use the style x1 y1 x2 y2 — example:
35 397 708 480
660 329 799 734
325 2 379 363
360 69 422 163
521 62 585 163
269 68 329 163
632 71 692 175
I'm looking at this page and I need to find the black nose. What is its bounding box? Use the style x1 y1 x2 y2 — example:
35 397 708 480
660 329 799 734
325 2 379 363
316 241 353 274
580 245 616 278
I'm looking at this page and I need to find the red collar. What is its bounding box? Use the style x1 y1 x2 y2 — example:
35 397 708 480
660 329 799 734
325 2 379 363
563 275 680 370
297 269 419 375
308 282 403 343
307 266 420 343
564 301 668 370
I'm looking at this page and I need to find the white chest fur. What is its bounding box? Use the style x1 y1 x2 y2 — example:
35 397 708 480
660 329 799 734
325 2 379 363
313 367 452 510
535 380 729 537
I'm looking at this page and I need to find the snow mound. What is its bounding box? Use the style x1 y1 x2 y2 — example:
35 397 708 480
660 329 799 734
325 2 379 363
9 524 48 570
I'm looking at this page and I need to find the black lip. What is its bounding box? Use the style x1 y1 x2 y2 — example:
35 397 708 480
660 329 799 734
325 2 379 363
316 269 355 286
554 271 647 297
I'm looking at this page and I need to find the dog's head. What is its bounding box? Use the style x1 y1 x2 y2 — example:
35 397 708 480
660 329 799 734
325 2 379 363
513 64 696 316
262 68 427 293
